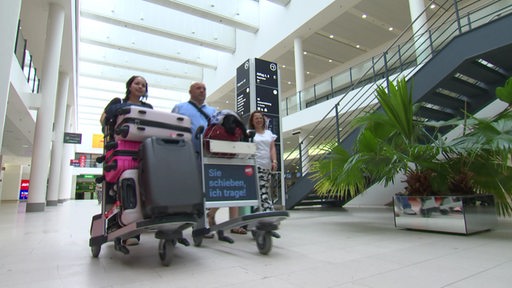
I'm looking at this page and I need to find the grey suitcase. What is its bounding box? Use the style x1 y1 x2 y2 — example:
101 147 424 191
138 137 204 218
114 106 192 142
118 169 144 225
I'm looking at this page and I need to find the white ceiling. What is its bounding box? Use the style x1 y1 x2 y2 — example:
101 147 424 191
4 0 445 165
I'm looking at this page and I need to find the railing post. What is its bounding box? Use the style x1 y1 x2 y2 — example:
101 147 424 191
371 56 376 82
298 141 303 176
454 0 462 34
313 84 317 105
335 103 341 144
298 91 302 111
428 30 434 58
383 51 389 82
349 67 353 86
398 44 403 73
330 76 334 100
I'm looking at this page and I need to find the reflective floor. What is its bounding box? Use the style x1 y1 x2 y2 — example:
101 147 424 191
1 200 512 288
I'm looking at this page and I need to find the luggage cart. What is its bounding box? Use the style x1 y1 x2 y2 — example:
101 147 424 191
89 136 201 266
192 139 289 255
89 209 198 266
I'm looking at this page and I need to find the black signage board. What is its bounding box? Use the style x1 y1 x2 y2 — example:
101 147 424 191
236 60 251 92
204 163 258 202
63 132 82 144
236 87 251 117
265 114 281 143
255 85 279 115
255 58 278 88
236 59 251 117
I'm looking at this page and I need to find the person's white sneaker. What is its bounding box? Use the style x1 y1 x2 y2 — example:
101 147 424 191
403 208 417 215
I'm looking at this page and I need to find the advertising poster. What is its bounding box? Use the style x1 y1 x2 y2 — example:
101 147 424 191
204 164 258 202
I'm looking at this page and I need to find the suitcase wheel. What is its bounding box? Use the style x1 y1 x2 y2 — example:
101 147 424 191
104 141 118 151
115 125 129 138
116 106 131 116
96 155 106 164
95 176 105 184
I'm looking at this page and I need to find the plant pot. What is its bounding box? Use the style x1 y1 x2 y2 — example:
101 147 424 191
393 194 498 234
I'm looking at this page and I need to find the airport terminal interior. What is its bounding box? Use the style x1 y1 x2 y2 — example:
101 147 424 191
2 0 512 287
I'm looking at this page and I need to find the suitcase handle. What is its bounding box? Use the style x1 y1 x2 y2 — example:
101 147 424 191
157 137 184 146
137 109 147 115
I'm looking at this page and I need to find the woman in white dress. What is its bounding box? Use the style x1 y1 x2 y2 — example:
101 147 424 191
248 111 278 212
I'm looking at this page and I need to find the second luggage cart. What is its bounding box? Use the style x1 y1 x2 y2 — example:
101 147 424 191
192 139 289 255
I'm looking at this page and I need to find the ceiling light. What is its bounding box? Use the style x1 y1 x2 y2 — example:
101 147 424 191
303 51 307 55
282 65 286 68
362 14 367 19
306 71 310 75
356 44 360 48
430 4 436 9
389 27 393 31
329 35 334 38
287 81 292 85
328 59 332 63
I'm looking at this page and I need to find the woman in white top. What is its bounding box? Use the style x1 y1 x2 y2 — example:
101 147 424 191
249 111 278 212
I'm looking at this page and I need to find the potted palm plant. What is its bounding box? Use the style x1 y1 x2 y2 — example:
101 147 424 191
310 77 512 234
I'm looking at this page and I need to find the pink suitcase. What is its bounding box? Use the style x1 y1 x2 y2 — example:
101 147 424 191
103 140 140 183
118 169 144 225
114 106 192 142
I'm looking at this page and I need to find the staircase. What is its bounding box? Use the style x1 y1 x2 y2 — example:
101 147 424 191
284 0 512 210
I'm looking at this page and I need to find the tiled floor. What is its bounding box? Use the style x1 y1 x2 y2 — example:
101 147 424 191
1 200 512 288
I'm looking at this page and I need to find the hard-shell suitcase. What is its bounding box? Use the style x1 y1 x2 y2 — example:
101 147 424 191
114 106 192 142
103 140 140 183
118 169 144 225
138 137 204 218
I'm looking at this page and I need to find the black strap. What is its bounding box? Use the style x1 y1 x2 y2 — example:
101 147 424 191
188 101 210 121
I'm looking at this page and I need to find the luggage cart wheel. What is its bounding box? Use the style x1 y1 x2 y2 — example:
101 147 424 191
158 239 176 266
193 236 203 247
91 245 101 258
255 231 272 255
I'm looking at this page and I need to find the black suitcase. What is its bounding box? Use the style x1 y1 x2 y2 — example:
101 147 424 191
138 137 204 218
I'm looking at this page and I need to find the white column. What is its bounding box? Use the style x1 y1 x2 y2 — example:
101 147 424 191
293 37 305 112
47 72 69 205
59 104 75 202
26 3 65 212
293 37 305 93
408 0 431 63
0 0 22 156
294 38 310 175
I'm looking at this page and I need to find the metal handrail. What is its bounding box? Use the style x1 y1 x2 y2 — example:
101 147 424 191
283 0 511 193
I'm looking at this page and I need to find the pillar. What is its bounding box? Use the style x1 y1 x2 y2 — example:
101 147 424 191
59 104 75 202
0 0 23 159
408 0 431 63
293 37 305 109
293 38 310 175
26 3 65 212
47 72 69 205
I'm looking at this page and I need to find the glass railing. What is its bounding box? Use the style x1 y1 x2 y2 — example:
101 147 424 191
14 20 40 94
283 0 512 188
